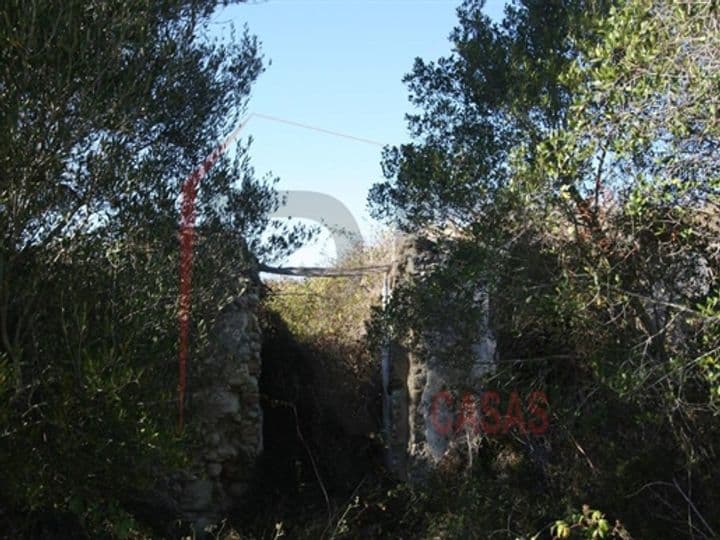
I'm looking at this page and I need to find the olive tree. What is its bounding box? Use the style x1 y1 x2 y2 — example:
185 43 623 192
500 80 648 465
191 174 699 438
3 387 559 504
0 1 301 534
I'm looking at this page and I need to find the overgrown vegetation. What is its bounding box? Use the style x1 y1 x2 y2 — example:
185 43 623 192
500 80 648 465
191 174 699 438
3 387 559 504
0 1 304 537
264 236 392 422
245 0 720 537
364 0 720 538
2 0 719 538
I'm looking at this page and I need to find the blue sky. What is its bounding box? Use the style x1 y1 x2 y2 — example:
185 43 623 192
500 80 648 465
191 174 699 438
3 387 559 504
210 0 506 265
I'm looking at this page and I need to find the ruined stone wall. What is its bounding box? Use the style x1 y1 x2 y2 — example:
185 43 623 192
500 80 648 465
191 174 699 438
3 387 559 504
176 276 264 528
167 230 498 528
382 234 497 481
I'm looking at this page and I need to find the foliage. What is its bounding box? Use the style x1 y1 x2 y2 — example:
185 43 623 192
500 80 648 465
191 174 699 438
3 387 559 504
246 238 413 539
0 0 300 536
547 505 629 540
368 0 720 538
264 236 392 396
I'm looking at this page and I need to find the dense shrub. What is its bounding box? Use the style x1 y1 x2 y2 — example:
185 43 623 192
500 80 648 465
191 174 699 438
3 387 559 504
0 1 299 536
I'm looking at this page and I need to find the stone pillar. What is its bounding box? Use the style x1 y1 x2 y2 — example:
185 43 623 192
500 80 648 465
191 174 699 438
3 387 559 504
382 234 497 480
179 283 263 526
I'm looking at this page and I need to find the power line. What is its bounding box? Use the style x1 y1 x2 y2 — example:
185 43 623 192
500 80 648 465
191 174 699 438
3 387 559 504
252 112 386 147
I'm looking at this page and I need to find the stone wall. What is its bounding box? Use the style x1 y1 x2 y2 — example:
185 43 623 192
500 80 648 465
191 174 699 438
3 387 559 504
177 278 264 529
166 231 498 529
382 234 497 481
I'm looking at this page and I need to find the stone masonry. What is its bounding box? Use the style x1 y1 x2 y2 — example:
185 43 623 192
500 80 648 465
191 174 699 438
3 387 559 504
382 234 497 481
177 277 263 528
